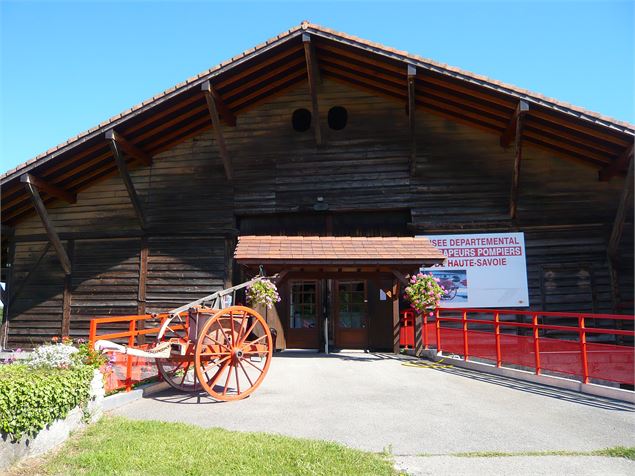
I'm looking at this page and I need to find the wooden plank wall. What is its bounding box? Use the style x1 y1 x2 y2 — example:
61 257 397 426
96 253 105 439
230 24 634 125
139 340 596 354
7 242 65 347
4 79 632 347
70 238 141 338
145 237 225 313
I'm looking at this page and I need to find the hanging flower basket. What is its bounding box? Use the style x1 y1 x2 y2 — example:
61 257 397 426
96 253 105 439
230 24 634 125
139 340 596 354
246 279 281 309
403 272 446 316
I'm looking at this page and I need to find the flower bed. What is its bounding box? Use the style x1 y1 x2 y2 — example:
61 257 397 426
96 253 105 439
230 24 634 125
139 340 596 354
0 364 95 441
0 337 107 441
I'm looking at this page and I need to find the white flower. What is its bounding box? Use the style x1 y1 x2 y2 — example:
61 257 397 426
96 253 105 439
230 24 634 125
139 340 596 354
27 343 79 369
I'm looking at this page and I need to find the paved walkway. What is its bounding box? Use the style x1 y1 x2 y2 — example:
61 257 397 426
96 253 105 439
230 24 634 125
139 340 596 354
112 352 635 475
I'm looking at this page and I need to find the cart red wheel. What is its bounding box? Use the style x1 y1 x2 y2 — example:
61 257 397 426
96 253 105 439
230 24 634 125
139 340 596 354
156 312 200 392
194 306 273 401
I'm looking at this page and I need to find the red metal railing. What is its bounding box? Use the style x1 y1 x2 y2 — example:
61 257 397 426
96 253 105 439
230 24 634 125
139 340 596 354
422 308 634 386
89 313 171 392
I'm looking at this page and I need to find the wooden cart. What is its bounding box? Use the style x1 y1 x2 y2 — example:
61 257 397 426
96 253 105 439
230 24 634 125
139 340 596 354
95 278 273 401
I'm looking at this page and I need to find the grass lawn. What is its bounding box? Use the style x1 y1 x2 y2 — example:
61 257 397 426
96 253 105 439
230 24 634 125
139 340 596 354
9 416 397 476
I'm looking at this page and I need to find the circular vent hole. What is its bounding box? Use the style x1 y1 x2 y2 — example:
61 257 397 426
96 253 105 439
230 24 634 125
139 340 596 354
328 106 348 130
292 108 312 132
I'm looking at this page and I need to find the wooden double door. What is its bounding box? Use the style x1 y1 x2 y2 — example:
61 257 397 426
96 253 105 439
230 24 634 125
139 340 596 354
285 279 369 350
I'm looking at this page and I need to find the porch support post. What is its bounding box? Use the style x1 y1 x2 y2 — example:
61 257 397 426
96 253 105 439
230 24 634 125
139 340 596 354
407 65 417 176
303 33 322 146
501 100 530 219
391 270 409 354
392 278 400 354
106 130 148 230
201 81 234 180
21 178 72 275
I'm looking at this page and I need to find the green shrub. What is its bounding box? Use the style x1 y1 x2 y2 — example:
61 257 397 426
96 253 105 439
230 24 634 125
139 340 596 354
0 363 95 441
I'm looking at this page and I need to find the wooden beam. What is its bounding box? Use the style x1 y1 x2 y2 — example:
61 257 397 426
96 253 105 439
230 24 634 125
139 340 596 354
106 132 148 230
19 174 76 204
391 269 409 286
599 144 634 182
22 181 71 275
201 81 236 126
506 100 530 219
408 65 417 175
105 130 152 166
201 81 234 180
500 100 530 148
303 33 322 146
608 156 634 259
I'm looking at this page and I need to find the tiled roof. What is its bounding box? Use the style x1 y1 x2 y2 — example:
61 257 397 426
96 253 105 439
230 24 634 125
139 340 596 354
234 235 446 263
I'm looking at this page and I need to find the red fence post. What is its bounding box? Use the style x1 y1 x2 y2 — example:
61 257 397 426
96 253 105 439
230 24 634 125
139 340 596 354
89 319 97 346
462 310 469 361
494 312 502 367
435 309 441 353
533 313 541 375
579 316 589 384
126 320 136 392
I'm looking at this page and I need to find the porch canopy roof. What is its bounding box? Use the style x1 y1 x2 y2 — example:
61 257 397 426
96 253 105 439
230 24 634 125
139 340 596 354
234 235 446 271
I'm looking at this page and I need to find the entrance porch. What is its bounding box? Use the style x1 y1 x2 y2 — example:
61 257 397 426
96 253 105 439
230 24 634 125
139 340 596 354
234 235 446 352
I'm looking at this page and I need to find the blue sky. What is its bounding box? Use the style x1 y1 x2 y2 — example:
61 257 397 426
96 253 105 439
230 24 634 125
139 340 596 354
1 1 633 173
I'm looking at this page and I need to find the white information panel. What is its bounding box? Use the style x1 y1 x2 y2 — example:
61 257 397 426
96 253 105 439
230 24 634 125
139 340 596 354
419 232 529 308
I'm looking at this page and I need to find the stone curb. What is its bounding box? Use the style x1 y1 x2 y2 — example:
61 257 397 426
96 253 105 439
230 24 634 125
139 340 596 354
103 380 171 412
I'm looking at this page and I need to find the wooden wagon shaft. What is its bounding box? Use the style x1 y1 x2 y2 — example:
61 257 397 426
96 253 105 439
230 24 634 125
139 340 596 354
168 274 280 316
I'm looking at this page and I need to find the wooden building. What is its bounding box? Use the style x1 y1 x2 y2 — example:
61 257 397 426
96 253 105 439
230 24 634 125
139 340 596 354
1 22 633 352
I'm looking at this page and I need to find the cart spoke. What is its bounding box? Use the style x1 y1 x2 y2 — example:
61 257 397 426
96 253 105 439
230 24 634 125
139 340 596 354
238 360 255 387
179 361 192 385
221 363 233 396
206 360 230 388
234 364 241 395
236 310 248 344
237 320 258 346
243 349 269 355
242 356 265 373
242 334 267 348
202 335 231 352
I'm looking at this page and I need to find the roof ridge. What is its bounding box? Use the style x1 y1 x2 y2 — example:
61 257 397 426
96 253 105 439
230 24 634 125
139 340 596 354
303 22 635 132
2 20 633 182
